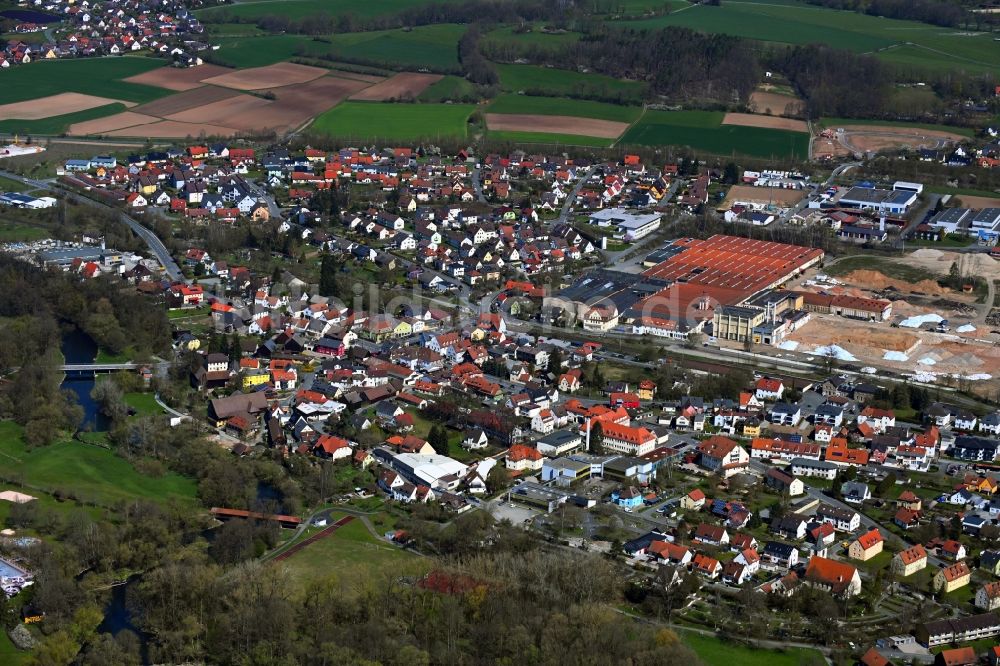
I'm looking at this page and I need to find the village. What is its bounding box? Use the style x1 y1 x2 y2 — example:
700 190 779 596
7 134 1000 665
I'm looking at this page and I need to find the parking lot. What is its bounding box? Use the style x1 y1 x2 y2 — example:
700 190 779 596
489 500 539 526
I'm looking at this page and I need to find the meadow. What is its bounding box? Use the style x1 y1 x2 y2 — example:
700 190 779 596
0 57 168 105
679 630 826 666
0 103 128 135
276 512 428 584
497 64 647 104
619 0 1000 76
0 421 197 508
198 0 453 22
620 109 810 159
311 101 475 141
418 75 477 102
487 93 643 123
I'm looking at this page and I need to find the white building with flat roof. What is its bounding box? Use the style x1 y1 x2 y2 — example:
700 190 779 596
588 208 662 241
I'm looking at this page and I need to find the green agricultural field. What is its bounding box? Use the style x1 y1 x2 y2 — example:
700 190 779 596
198 0 449 22
0 57 169 105
0 420 197 507
418 75 478 102
311 101 475 141
488 93 643 123
620 0 1000 76
620 109 809 158
487 130 617 148
0 103 128 135
497 64 647 104
306 25 464 71
211 34 314 67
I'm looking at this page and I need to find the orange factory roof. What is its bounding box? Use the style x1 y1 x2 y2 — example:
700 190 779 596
643 235 824 297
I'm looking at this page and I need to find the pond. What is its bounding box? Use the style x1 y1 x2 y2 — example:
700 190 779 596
60 327 110 432
0 9 60 23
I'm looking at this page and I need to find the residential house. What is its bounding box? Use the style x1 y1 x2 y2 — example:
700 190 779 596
933 562 972 594
848 528 884 561
891 544 928 578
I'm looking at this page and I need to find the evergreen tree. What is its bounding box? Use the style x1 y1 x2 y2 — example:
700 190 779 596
429 425 450 456
588 421 604 454
319 254 339 298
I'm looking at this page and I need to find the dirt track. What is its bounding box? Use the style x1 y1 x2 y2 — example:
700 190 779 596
485 113 629 139
349 72 441 101
0 93 134 120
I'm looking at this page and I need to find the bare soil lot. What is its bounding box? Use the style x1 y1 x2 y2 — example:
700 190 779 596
199 62 328 90
722 113 808 132
68 111 161 135
328 69 385 84
0 93 135 120
720 184 806 209
103 120 240 139
122 64 232 91
956 195 1000 208
131 86 239 117
485 113 629 139
749 90 804 117
349 72 442 101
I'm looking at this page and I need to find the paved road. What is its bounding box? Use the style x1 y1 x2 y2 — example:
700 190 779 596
0 169 183 281
471 167 487 203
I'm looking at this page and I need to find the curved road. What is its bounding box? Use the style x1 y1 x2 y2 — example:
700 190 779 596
0 169 183 281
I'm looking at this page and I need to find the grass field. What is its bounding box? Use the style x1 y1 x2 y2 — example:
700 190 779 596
418 75 477 102
0 629 28 666
0 58 169 105
619 0 1000 76
0 223 49 242
620 110 809 159
277 512 427 584
488 93 643 123
124 392 164 417
0 175 29 192
0 421 197 507
482 25 583 52
497 64 647 104
311 101 474 141
487 130 617 148
198 0 452 21
0 103 129 136
680 630 825 666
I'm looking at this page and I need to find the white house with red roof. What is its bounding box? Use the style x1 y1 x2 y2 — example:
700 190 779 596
755 377 784 401
696 436 750 478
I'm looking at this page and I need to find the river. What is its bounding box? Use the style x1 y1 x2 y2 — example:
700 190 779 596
96 576 150 664
60 328 110 432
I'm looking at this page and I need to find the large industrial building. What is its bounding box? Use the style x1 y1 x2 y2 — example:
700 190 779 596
546 235 824 343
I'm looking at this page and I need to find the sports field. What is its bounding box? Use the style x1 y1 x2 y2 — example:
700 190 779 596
0 57 169 105
621 109 810 159
488 94 643 123
621 0 1000 75
497 64 647 104
0 421 197 507
311 101 475 141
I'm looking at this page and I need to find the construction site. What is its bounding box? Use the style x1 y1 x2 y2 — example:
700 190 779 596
775 248 1000 394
